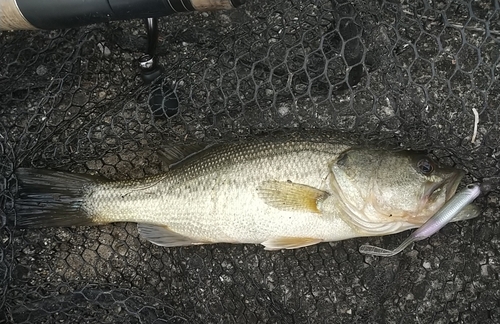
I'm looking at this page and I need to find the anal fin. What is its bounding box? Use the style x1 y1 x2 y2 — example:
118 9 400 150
262 237 322 250
137 223 204 247
257 180 329 213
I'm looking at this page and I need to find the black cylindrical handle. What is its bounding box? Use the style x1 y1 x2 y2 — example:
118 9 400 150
0 0 245 30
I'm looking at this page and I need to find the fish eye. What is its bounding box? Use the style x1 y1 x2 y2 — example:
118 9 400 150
417 158 434 175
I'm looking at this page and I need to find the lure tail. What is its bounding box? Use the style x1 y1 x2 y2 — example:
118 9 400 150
14 168 101 227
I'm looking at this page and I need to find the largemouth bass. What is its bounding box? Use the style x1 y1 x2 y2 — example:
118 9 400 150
13 139 479 250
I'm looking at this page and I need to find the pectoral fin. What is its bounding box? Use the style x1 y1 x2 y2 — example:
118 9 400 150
262 237 323 250
137 223 204 247
257 180 329 213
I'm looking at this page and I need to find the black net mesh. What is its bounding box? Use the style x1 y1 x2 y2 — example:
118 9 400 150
1 0 500 322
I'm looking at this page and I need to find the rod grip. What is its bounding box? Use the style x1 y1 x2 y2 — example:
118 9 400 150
0 0 246 30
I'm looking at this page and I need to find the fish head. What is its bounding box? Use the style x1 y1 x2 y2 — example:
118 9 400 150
329 149 464 235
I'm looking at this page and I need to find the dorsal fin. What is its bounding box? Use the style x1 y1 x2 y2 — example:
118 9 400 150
157 143 212 168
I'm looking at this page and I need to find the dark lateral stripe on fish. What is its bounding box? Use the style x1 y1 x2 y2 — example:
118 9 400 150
14 168 98 227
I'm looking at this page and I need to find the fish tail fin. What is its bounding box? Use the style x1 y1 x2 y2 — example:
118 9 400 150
13 168 101 228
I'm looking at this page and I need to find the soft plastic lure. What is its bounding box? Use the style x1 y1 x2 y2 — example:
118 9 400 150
359 183 482 257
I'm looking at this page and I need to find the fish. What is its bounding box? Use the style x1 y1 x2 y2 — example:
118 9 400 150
12 138 480 250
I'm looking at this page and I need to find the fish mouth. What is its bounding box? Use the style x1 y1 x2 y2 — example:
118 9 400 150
445 170 465 200
422 169 464 204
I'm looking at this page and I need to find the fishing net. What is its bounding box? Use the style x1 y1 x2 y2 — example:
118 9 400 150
1 0 499 322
